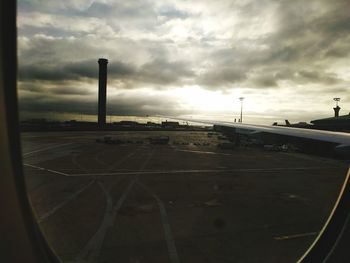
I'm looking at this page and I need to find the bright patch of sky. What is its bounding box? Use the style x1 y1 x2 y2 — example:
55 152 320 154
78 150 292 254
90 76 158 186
17 0 350 124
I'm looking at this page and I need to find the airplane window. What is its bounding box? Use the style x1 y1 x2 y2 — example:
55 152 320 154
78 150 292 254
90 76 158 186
17 0 350 262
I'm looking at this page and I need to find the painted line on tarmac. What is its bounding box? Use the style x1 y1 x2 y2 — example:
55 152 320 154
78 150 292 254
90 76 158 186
68 166 335 177
94 149 109 166
23 143 74 157
73 149 154 263
25 165 333 178
73 181 118 263
72 152 90 173
274 231 319 240
24 163 70 176
138 181 180 263
107 146 143 171
37 180 95 223
73 182 136 263
71 145 138 173
176 149 232 156
93 146 144 168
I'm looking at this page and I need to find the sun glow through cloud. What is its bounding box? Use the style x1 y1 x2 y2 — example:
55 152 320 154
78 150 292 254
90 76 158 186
17 0 350 124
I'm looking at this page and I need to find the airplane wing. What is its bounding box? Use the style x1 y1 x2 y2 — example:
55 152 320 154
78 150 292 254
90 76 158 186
163 116 350 154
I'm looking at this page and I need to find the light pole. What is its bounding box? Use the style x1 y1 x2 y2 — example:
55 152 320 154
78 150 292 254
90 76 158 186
239 97 244 123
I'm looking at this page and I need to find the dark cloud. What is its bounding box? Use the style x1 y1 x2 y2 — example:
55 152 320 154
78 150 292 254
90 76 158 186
296 70 340 85
18 57 195 89
136 59 195 86
18 59 135 81
49 86 94 95
18 64 69 81
19 82 46 93
252 75 278 88
17 0 350 120
249 67 343 88
19 94 97 114
19 81 94 95
194 0 350 90
19 92 189 116
198 67 247 88
267 0 350 62
324 44 350 58
108 94 189 116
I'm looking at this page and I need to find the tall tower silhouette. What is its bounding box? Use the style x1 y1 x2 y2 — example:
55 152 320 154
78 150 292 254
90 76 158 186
334 106 340 117
98 58 108 126
333 98 341 117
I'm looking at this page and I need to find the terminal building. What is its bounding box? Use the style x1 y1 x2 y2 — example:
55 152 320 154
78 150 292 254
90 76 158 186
161 121 180 128
311 105 350 131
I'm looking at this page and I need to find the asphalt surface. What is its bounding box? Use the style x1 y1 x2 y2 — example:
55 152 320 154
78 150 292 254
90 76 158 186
21 131 349 263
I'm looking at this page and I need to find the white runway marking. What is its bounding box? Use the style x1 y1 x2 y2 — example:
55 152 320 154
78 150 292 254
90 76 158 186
73 150 154 263
72 152 89 173
274 231 319 240
24 163 69 176
94 149 109 166
68 166 334 177
176 149 232 156
74 181 131 263
138 182 180 263
107 146 143 171
37 180 95 223
93 146 144 168
23 143 74 157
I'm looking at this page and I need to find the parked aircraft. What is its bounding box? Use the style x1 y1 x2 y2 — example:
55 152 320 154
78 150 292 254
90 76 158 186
272 120 313 129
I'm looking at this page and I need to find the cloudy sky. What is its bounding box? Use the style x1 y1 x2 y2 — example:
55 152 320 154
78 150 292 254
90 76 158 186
17 0 350 124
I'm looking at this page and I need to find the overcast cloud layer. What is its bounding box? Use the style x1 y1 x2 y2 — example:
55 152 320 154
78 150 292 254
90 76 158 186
17 0 350 123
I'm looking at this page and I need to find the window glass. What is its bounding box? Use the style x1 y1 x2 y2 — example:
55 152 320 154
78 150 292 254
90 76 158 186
18 1 350 262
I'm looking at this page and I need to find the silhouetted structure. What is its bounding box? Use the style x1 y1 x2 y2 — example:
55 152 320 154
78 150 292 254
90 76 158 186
334 106 341 117
311 104 350 131
239 97 244 123
333 98 341 117
311 113 350 131
161 121 180 128
98 58 108 126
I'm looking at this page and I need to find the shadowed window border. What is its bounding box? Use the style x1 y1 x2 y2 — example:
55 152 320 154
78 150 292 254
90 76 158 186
1 0 350 262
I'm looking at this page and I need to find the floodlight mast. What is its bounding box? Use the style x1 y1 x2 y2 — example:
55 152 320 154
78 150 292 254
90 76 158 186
239 97 244 123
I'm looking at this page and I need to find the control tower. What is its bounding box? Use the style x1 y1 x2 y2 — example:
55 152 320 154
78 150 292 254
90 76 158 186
333 98 341 117
98 58 108 126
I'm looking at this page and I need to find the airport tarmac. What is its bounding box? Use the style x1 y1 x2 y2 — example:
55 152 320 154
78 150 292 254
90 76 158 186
21 131 349 263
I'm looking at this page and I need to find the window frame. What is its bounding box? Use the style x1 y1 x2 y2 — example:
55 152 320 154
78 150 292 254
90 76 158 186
1 0 349 262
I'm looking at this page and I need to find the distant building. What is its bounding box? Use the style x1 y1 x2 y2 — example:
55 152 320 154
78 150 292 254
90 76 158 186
311 114 350 131
146 122 160 127
161 121 180 128
66 120 77 123
310 104 350 131
113 121 140 127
